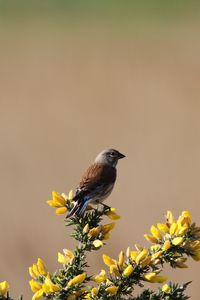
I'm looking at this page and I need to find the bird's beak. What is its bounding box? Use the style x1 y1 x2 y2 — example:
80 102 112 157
118 152 126 159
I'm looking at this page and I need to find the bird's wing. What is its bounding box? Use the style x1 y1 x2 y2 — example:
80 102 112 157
73 163 116 201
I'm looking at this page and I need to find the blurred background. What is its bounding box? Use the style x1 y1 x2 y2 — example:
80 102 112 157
0 0 200 298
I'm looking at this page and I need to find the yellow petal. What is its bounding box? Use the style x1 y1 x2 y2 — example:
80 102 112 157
93 240 103 248
144 234 158 243
58 252 69 264
172 237 184 246
92 270 107 283
29 266 37 279
91 287 98 296
55 207 67 215
126 247 131 257
102 223 115 234
150 275 168 283
136 249 148 264
29 280 42 293
102 254 116 267
157 223 169 234
32 289 44 300
37 258 47 276
32 264 40 277
162 240 171 251
52 191 66 205
88 226 101 237
68 190 73 201
130 251 138 262
110 264 120 275
67 273 86 287
150 226 162 240
162 284 170 293
177 225 188 236
151 250 163 260
118 251 124 267
123 265 134 277
144 272 156 281
166 211 174 225
83 224 89 234
169 222 178 235
63 249 74 261
105 286 119 295
0 281 9 296
105 208 120 220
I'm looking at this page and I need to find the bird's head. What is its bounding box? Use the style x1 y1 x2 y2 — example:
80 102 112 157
95 148 125 167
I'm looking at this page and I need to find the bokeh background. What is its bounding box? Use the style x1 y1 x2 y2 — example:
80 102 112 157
0 1 200 298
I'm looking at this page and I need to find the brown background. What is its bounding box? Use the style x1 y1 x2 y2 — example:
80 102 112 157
0 3 200 299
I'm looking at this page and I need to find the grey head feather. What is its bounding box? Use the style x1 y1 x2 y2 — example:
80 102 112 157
94 148 125 167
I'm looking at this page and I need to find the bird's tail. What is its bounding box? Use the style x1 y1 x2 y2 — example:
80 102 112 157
66 199 90 218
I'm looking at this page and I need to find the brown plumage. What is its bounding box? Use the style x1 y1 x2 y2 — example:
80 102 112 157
67 148 125 218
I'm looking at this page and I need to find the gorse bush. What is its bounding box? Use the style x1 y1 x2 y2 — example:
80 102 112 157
1 190 200 299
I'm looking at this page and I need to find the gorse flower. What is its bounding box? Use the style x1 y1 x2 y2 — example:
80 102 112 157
1 188 200 300
0 281 9 296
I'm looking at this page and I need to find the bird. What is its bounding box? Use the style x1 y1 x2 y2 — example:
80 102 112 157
67 148 125 218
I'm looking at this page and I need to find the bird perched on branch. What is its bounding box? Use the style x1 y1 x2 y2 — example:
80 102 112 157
67 148 125 218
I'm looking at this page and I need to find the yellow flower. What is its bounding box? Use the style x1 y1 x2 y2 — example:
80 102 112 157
29 259 48 279
55 207 68 215
105 286 119 295
126 246 131 257
32 289 44 300
136 249 148 264
91 287 98 296
150 226 162 240
92 270 107 283
150 275 168 283
32 264 40 277
42 273 60 293
144 234 158 243
130 251 138 262
105 208 120 220
110 264 120 275
178 211 191 226
162 284 170 293
68 190 73 201
123 265 134 277
67 273 86 287
0 281 9 296
162 240 171 251
151 250 163 260
166 211 175 225
177 224 188 236
172 237 184 246
93 240 103 248
83 224 89 234
103 254 116 267
37 258 47 276
88 226 101 238
102 223 115 234
47 191 66 207
157 223 169 234
118 251 125 267
58 249 74 264
141 256 152 267
169 222 178 235
144 272 156 281
29 280 42 293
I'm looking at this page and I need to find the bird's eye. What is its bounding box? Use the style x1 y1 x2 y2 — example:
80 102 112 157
110 151 115 156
